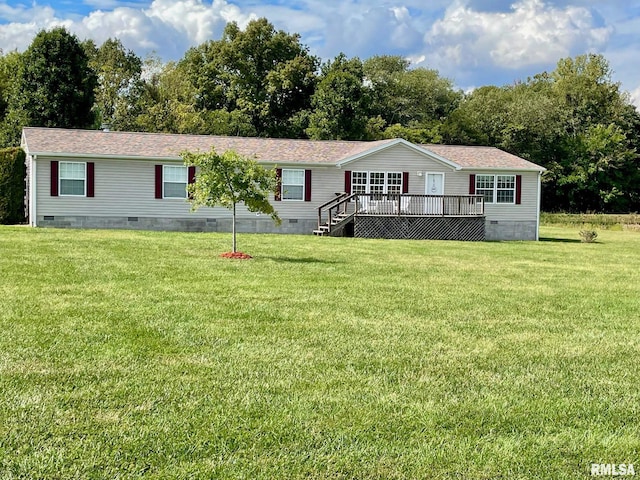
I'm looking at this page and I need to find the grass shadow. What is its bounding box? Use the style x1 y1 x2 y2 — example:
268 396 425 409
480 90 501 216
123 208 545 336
539 237 583 243
265 256 342 264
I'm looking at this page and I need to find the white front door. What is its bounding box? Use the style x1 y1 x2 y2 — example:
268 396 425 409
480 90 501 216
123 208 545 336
425 173 444 214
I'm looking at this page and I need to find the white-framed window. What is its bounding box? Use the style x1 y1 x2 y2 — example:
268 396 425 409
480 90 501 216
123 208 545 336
352 171 403 195
282 169 305 200
163 165 188 198
496 175 516 203
476 174 494 203
352 171 368 194
476 174 516 204
59 162 86 196
387 172 402 194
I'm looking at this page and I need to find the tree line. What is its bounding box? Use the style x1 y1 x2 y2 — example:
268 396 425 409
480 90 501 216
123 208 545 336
0 19 638 213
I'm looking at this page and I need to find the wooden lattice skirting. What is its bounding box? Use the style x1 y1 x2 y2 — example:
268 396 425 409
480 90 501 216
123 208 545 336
354 216 485 241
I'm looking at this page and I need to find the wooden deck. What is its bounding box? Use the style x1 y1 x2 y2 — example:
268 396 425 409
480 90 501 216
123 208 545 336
314 194 486 240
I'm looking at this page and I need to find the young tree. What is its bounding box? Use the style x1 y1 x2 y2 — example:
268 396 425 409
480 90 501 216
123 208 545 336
182 148 280 253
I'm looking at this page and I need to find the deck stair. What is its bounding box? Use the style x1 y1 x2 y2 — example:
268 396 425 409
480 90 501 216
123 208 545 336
313 211 354 236
313 193 356 237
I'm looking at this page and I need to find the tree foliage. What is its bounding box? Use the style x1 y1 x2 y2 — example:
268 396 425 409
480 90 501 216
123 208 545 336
0 19 637 214
307 54 370 140
182 148 280 252
16 27 96 130
364 55 462 139
443 54 640 212
178 18 318 138
84 38 142 129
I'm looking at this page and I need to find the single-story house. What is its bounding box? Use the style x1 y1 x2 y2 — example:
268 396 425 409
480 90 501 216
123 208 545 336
21 127 546 241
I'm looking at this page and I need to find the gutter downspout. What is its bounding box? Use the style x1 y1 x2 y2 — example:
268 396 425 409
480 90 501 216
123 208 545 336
30 155 37 227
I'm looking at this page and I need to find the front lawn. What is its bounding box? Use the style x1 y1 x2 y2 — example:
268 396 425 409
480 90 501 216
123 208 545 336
1 226 638 479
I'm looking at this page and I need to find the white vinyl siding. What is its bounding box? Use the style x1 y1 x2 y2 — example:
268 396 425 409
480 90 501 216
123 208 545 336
282 169 305 200
32 143 541 228
60 162 86 196
36 159 336 220
164 165 187 199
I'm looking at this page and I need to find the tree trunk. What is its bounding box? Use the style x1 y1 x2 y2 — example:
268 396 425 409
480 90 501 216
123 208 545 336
232 201 237 253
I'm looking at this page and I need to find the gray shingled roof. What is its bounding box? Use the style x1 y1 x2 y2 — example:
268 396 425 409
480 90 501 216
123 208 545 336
22 127 545 171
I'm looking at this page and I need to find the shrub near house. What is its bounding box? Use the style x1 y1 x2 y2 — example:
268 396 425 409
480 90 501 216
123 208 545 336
0 147 26 224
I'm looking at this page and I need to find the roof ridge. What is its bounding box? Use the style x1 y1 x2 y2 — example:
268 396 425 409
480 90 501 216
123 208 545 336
23 126 393 146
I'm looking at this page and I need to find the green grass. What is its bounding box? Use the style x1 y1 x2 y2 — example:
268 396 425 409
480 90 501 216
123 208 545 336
1 226 639 479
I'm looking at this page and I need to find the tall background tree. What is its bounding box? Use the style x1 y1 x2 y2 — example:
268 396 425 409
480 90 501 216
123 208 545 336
364 55 462 142
84 38 142 130
178 18 318 138
0 51 25 147
443 54 640 212
306 54 370 140
14 28 96 132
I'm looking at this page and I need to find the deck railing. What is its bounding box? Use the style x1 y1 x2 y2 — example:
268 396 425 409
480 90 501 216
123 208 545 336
354 194 484 216
317 193 356 233
317 193 484 234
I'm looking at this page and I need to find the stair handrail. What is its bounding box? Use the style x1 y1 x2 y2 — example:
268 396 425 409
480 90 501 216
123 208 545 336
318 193 356 233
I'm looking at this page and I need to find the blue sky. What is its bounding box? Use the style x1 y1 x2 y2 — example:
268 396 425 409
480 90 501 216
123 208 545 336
0 0 639 106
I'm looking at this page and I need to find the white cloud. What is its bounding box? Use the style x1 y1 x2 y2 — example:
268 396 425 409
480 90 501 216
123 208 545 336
627 86 640 109
146 0 254 44
0 4 74 53
0 0 255 58
0 0 636 99
426 0 612 69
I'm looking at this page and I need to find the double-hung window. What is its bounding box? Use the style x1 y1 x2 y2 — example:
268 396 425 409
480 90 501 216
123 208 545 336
476 174 516 204
282 169 305 200
59 162 86 196
496 175 516 203
475 174 495 203
163 165 188 198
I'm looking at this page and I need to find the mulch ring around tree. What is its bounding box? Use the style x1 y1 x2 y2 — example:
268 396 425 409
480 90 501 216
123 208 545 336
220 252 253 259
